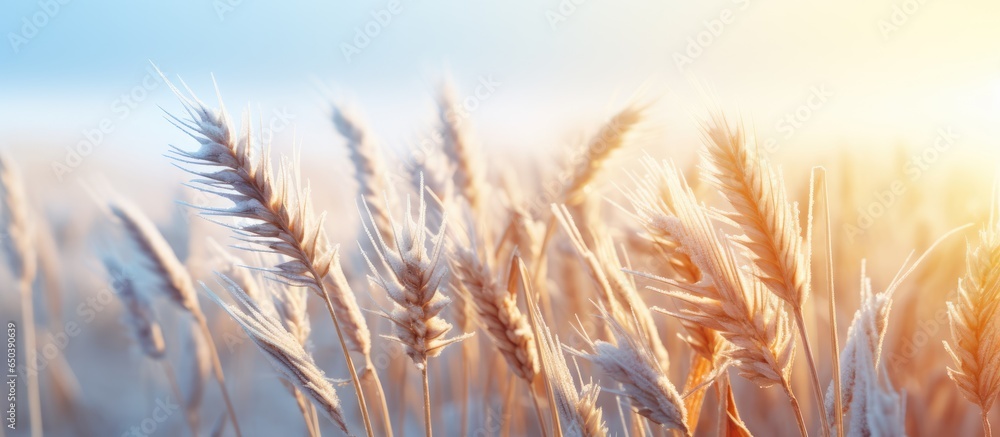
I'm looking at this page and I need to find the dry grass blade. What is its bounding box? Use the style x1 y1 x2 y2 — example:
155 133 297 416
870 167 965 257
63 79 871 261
944 215 1000 436
567 306 689 435
207 274 352 436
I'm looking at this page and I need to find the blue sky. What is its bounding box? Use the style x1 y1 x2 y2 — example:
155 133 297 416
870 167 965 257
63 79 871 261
2 0 999 192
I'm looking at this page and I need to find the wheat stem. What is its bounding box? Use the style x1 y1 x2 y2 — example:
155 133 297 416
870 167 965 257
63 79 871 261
161 360 200 437
983 410 992 437
19 278 42 437
319 291 375 437
191 309 242 437
793 311 826 437
421 364 432 437
817 168 843 437
785 385 810 437
529 381 550 437
364 366 393 437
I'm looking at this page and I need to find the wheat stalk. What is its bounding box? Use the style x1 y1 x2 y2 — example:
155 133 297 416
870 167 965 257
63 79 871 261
628 161 806 435
359 177 472 437
945 216 1000 436
162 79 376 437
562 106 643 206
439 83 484 212
109 196 242 436
451 240 539 382
103 256 201 436
103 256 166 360
0 154 42 437
700 112 829 436
515 257 607 437
552 204 671 371
567 306 689 435
207 274 352 435
825 264 906 437
333 104 393 241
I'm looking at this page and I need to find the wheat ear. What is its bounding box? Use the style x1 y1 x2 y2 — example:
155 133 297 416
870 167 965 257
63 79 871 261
622 155 732 433
333 104 393 241
567 306 689 435
552 203 671 370
630 161 806 435
0 154 42 437
103 256 200 436
207 274 352 435
162 80 375 437
562 106 643 206
945 216 1000 436
700 112 828 436
519 255 607 437
825 264 906 436
110 197 242 436
439 83 484 212
359 177 472 437
827 226 966 435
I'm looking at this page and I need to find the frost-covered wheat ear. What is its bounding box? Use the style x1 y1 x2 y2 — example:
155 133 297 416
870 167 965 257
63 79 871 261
359 176 472 437
207 274 352 436
103 256 166 359
567 306 689 435
360 176 472 366
825 264 905 437
160 79 373 436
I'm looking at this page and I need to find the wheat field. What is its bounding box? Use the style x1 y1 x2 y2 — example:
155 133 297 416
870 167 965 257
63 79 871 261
3 2 1000 437
1 74 997 437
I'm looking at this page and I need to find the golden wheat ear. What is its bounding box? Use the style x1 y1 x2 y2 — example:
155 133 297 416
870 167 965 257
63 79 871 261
945 214 1000 436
